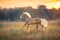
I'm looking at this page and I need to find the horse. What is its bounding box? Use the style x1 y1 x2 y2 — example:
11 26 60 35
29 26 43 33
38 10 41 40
20 12 48 30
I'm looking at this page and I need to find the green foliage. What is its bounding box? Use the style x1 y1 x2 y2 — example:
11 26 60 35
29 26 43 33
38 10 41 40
0 5 60 21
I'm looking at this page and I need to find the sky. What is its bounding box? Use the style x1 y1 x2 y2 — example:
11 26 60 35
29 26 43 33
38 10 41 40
0 0 60 9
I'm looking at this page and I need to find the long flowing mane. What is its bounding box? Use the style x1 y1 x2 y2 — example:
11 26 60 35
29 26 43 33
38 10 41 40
23 12 32 18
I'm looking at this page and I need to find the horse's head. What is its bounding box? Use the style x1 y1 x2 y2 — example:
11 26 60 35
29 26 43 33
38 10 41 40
20 12 32 20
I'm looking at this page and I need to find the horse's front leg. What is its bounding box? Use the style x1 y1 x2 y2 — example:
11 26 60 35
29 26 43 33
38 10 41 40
27 24 29 29
21 23 27 29
36 23 39 30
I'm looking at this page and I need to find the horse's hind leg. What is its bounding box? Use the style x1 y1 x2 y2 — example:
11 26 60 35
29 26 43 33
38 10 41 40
39 24 45 31
41 25 46 31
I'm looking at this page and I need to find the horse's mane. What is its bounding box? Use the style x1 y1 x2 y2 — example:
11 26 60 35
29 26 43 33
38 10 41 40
23 12 32 18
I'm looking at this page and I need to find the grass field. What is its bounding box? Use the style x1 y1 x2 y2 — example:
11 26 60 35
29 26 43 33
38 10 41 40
0 20 60 40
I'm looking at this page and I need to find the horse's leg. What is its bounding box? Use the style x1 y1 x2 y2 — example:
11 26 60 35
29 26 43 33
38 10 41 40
27 24 29 29
21 23 27 29
39 23 45 31
40 24 44 28
36 23 38 30
40 24 46 31
26 24 30 32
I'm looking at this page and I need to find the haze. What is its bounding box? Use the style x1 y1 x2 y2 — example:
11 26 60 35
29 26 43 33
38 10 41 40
0 0 60 9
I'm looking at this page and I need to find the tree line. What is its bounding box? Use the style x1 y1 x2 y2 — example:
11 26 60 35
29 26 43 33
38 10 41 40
0 5 60 21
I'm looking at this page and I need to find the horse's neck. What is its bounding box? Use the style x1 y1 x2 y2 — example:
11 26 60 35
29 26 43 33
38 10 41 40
24 17 31 21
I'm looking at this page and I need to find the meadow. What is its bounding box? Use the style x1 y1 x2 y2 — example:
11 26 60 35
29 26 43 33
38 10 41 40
0 20 60 40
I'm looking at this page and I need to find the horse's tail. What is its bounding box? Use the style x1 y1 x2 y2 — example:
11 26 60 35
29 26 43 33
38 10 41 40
41 18 48 27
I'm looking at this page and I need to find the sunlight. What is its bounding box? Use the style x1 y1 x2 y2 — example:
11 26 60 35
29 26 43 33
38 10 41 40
55 2 60 9
0 0 60 9
45 2 60 9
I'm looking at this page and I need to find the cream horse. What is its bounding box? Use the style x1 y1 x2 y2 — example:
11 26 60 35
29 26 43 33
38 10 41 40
20 12 48 30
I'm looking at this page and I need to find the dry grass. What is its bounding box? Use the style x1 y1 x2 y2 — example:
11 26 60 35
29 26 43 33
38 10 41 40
0 20 60 40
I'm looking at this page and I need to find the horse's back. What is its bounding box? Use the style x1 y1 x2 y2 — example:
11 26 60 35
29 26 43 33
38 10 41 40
25 18 36 24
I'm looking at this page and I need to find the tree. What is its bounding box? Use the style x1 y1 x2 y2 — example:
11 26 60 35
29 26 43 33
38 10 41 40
37 5 49 20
